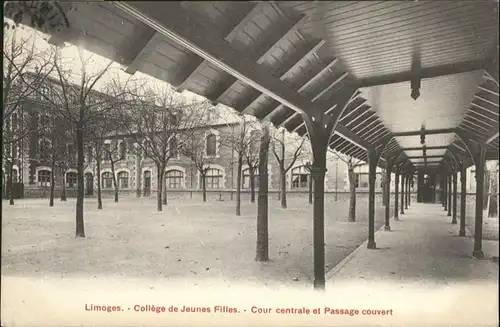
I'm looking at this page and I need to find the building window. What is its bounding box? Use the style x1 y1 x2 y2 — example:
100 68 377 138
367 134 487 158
102 172 113 189
87 146 93 163
67 143 75 158
170 137 178 158
242 167 259 189
12 113 18 131
38 170 51 187
204 168 223 189
165 169 183 189
40 114 50 130
39 85 49 99
39 139 50 161
249 130 260 154
12 169 18 183
117 171 129 188
206 133 216 157
66 172 77 188
119 141 126 160
104 143 111 161
291 166 310 189
12 145 18 161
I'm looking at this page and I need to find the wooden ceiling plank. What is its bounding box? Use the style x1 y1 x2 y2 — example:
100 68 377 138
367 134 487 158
241 39 326 115
471 101 499 116
174 2 271 92
125 31 164 74
214 13 309 103
478 85 499 97
473 94 499 108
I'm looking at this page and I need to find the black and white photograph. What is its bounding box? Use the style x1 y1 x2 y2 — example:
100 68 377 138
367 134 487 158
1 1 499 326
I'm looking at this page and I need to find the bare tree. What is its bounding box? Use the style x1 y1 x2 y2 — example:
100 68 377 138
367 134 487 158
244 129 262 203
271 128 306 209
3 25 55 204
255 123 270 262
36 109 74 207
330 150 364 222
103 135 128 203
220 115 260 216
41 48 133 237
181 128 218 202
118 84 210 211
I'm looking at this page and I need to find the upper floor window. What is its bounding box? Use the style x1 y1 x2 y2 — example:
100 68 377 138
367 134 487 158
249 130 260 154
119 141 127 160
104 142 111 161
40 114 50 130
39 139 51 161
170 137 178 158
206 133 216 157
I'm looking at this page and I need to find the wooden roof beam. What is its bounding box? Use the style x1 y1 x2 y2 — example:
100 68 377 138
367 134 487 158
242 40 326 115
213 13 310 103
174 2 271 92
356 60 485 88
113 2 321 118
402 146 448 151
391 128 456 137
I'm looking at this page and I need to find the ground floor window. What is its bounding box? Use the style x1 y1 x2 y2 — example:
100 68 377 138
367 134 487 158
166 169 183 189
66 172 77 188
38 170 51 187
242 167 259 189
203 168 223 189
291 166 309 189
117 171 129 188
102 172 113 189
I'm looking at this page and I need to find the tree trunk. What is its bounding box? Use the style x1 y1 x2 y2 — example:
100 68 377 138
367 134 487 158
488 167 498 217
163 178 168 205
348 165 356 222
97 154 103 209
236 153 243 216
255 124 270 262
308 174 313 204
60 169 67 201
49 161 55 207
111 161 118 203
201 172 207 202
156 165 165 211
75 123 85 238
8 160 14 205
280 166 287 209
249 168 256 203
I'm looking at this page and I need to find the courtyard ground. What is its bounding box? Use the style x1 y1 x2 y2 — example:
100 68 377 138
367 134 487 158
3 195 392 289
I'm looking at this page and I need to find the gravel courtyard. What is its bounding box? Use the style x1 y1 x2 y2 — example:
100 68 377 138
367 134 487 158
2 195 392 289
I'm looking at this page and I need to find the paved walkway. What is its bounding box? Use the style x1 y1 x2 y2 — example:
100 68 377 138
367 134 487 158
325 202 498 327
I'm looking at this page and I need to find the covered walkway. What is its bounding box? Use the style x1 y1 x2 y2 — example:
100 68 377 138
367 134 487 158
326 202 498 326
